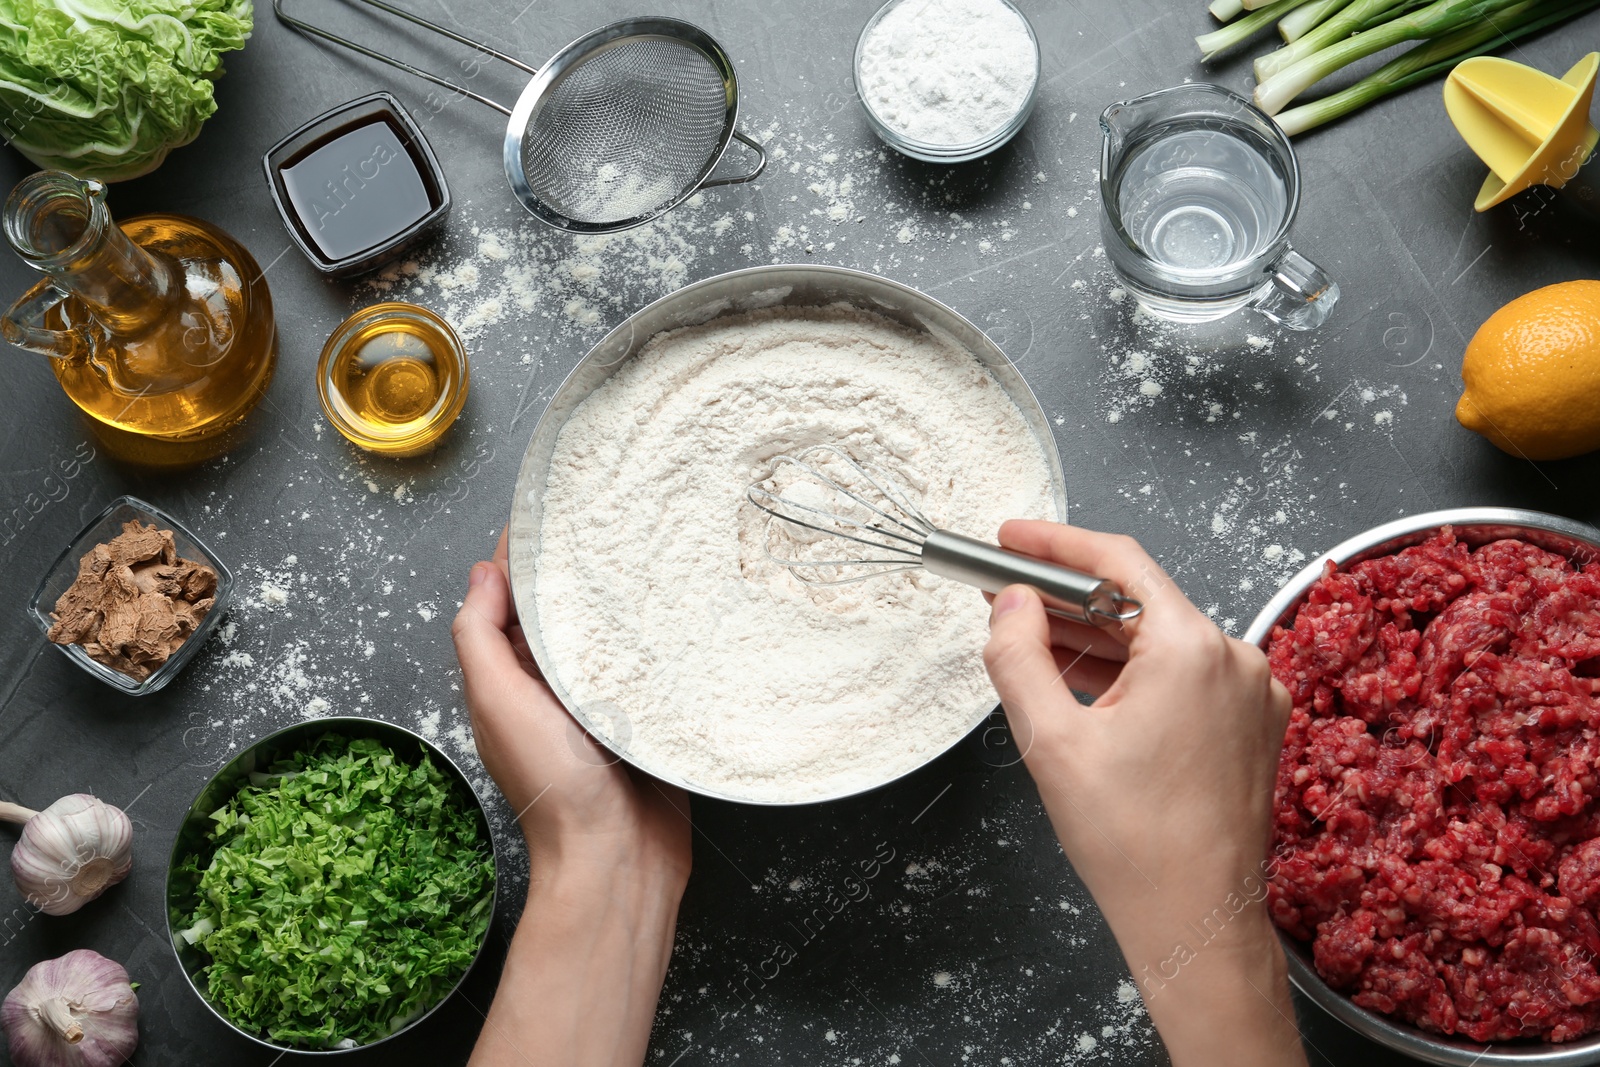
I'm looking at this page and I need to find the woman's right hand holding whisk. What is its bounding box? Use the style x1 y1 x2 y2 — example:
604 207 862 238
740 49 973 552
981 520 1306 1067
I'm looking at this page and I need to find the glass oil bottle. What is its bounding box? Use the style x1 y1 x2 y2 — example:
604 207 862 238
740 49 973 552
1 172 277 451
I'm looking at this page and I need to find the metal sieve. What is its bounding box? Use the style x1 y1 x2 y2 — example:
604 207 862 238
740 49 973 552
273 1 766 233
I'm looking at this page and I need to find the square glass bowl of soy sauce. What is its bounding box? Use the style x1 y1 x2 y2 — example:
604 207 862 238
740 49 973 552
263 91 451 279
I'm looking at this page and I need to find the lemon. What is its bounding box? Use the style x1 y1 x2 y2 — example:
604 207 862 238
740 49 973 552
1456 280 1600 461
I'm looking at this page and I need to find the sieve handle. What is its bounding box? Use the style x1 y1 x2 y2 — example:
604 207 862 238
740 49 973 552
699 130 768 189
273 0 521 116
921 531 1143 628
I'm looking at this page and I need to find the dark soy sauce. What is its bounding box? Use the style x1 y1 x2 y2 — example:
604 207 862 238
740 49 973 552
280 119 436 262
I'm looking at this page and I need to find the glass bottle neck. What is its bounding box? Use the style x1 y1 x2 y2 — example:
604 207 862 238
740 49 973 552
3 172 173 334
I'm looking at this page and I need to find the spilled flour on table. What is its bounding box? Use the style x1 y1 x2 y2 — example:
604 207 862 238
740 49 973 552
361 118 1068 362
1053 262 1415 633
652 787 1158 1063
175 439 528 894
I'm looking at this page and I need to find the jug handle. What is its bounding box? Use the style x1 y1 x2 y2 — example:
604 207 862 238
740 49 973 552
1249 249 1340 332
2 280 90 362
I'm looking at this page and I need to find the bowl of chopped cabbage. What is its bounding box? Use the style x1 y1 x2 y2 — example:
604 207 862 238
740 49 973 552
165 717 498 1053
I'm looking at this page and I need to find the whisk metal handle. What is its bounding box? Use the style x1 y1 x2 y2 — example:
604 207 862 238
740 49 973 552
921 531 1143 627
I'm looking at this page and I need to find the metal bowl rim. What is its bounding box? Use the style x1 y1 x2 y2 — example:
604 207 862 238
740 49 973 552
1244 506 1600 1065
506 262 1067 806
162 715 499 1056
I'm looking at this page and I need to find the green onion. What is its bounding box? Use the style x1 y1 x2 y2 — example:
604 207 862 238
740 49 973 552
1279 0 1354 39
1254 0 1527 114
1276 0 1600 133
1253 0 1407 80
1198 0 1313 59
1353 0 1435 23
1211 0 1247 19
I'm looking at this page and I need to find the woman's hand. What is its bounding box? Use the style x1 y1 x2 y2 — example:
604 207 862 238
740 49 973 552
452 527 691 881
983 520 1305 1067
452 527 691 1067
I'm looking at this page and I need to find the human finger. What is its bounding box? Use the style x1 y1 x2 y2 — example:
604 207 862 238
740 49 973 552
506 622 542 679
1052 645 1124 697
451 560 519 687
996 520 1197 628
490 525 518 595
486 524 545 678
454 563 565 719
981 590 1130 659
1269 677 1292 730
457 562 609 774
1048 616 1130 660
984 585 1085 752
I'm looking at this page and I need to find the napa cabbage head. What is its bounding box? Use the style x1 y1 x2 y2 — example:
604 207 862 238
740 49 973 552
0 0 253 180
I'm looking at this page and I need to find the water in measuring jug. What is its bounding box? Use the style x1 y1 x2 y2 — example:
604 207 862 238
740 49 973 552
1111 121 1289 273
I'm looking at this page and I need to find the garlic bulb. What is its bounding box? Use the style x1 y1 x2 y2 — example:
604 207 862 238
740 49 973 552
1 949 139 1067
0 796 132 916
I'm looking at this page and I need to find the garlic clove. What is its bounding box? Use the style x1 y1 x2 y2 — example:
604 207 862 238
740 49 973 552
3 795 133 916
2 949 139 1067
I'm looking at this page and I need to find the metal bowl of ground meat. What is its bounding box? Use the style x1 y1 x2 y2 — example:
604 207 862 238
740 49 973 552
1245 507 1600 1066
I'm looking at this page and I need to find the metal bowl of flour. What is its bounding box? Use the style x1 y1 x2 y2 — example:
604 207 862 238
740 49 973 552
1244 507 1600 1066
506 264 1067 805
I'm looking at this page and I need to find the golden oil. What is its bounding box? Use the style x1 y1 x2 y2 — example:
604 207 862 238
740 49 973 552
2 172 277 449
317 302 468 456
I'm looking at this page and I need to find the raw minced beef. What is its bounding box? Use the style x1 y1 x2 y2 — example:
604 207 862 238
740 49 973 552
1268 528 1600 1042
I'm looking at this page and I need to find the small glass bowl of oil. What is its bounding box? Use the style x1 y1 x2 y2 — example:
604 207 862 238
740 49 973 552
317 302 468 457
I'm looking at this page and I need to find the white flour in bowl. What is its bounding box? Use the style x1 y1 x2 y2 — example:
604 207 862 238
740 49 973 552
858 0 1037 146
533 305 1056 802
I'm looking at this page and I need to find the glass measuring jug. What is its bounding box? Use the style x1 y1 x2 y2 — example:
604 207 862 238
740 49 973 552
1099 84 1338 330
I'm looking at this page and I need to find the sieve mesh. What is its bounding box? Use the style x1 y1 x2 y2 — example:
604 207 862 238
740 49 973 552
520 36 730 226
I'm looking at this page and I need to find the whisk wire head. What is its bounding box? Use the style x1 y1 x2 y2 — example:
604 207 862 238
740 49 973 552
746 446 935 585
747 444 1147 627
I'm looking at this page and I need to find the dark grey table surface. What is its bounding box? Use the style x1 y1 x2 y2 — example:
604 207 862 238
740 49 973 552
4 1 1599 1064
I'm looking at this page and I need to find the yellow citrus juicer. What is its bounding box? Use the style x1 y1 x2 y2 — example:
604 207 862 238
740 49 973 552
1443 51 1598 212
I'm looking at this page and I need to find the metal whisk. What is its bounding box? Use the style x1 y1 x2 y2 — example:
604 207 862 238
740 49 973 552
747 446 1144 627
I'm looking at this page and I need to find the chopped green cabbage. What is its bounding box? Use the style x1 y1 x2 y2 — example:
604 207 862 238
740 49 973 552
174 734 496 1049
0 0 254 180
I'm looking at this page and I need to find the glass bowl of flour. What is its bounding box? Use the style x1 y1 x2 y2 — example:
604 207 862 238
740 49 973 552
853 0 1041 163
506 265 1066 805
